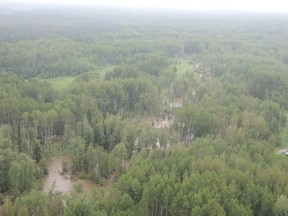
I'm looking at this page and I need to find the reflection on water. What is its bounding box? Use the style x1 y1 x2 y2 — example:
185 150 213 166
42 156 98 194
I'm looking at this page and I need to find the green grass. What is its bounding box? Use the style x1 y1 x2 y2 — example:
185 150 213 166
96 65 115 78
173 59 195 76
275 114 288 155
42 65 115 91
171 58 203 82
45 76 75 91
278 115 288 147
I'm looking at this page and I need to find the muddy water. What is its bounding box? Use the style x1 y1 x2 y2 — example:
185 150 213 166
81 179 100 192
42 156 98 194
42 156 73 194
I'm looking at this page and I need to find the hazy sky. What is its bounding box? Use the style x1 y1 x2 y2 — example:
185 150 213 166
5 0 288 12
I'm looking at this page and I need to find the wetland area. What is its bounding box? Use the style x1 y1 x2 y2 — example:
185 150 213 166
42 156 98 194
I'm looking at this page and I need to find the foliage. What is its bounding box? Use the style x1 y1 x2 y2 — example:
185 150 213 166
1 6 288 216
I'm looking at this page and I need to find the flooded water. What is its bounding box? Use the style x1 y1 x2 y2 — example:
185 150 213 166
153 118 173 129
42 156 73 194
42 156 98 194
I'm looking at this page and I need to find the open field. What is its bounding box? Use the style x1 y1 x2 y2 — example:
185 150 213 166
43 65 115 91
45 76 76 91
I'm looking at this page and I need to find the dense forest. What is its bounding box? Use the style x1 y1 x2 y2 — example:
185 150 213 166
1 4 288 215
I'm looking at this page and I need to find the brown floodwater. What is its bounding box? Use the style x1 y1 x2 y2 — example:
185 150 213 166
42 156 98 194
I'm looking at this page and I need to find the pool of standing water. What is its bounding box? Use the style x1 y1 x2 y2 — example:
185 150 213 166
42 156 98 194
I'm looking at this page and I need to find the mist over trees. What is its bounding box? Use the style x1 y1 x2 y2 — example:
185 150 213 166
1 5 288 215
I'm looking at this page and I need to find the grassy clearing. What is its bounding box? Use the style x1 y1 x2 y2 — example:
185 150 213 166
171 59 203 82
173 59 194 76
96 65 115 78
275 114 288 155
278 115 288 147
45 76 75 91
42 65 114 91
